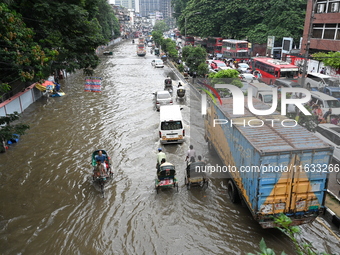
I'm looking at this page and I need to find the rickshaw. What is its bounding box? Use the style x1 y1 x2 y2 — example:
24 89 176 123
155 162 179 194
91 149 113 197
164 77 173 95
154 48 160 56
176 88 186 102
185 161 208 189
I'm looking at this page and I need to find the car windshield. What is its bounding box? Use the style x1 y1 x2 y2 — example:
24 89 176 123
161 121 183 130
239 63 249 68
331 92 340 98
263 95 273 104
158 93 170 99
325 100 340 108
217 62 226 67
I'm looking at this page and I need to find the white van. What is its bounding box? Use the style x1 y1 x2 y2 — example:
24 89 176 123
159 105 185 144
304 73 340 89
310 91 340 116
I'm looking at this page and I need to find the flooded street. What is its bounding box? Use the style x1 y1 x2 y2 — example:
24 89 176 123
0 40 339 255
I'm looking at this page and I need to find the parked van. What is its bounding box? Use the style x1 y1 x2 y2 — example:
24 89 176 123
314 124 340 162
159 105 185 144
310 91 340 116
303 73 340 89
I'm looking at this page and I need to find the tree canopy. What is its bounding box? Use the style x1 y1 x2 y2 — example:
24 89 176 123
172 0 306 44
0 0 120 90
313 52 340 69
153 20 169 33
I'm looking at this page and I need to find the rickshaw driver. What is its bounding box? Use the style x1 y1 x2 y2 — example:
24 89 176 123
156 148 166 170
95 150 108 172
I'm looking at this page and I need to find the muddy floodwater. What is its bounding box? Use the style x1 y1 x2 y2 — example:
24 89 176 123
0 41 339 255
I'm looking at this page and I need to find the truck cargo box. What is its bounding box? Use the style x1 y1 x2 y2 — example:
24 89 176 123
204 97 333 228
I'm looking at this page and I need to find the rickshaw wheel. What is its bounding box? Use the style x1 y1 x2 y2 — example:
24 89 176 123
176 183 179 192
187 182 191 190
156 186 159 194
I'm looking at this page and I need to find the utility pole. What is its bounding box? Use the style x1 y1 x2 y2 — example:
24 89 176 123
301 0 317 89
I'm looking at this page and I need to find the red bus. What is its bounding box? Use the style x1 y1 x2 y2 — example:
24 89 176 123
251 57 299 85
194 37 207 49
206 37 223 54
221 39 250 61
185 36 194 46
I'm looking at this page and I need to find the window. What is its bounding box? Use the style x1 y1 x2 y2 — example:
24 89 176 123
312 23 340 40
161 121 183 130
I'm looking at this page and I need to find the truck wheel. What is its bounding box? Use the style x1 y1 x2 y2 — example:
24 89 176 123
227 180 240 203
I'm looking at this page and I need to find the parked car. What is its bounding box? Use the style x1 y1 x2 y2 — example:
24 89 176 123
210 60 226 70
151 59 164 68
314 124 340 162
237 63 250 73
153 91 173 111
239 73 257 82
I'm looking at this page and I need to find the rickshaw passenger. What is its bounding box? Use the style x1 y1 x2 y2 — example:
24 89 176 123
157 158 166 175
94 160 106 178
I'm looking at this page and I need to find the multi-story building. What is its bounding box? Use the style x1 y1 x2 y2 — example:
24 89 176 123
301 0 340 55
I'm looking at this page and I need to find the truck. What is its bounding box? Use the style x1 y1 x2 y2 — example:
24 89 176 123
248 81 274 104
136 43 146 57
204 97 333 228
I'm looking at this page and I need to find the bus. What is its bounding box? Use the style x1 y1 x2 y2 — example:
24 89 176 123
194 37 207 49
185 36 194 46
206 37 223 54
221 39 250 61
251 57 299 85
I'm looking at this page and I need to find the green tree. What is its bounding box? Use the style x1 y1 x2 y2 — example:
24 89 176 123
0 3 58 91
152 30 163 48
173 0 306 44
207 68 243 96
153 20 169 33
160 38 178 59
313 52 340 69
181 45 207 74
0 112 29 152
9 0 118 76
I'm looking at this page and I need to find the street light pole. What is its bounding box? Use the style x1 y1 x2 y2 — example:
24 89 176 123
184 16 187 45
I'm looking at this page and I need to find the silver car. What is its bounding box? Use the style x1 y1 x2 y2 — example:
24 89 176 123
151 59 164 68
154 91 173 111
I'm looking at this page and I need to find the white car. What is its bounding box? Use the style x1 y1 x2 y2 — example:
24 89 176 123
153 91 173 111
314 124 340 162
239 73 256 82
237 63 250 73
151 59 164 68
